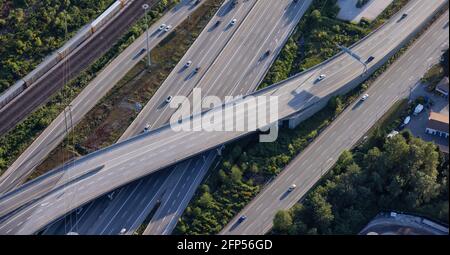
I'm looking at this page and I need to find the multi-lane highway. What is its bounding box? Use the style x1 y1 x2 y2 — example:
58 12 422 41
139 0 312 235
0 0 157 136
0 0 206 194
0 0 446 235
221 10 450 235
44 0 312 235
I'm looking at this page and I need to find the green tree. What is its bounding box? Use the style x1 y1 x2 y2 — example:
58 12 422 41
273 210 293 234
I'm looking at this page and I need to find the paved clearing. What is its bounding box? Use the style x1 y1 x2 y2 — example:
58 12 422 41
337 0 394 22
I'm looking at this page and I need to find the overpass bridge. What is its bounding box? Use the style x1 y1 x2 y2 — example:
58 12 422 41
0 0 447 235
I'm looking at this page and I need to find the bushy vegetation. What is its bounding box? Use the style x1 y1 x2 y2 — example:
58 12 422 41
0 0 116 93
421 49 449 91
0 0 180 175
272 132 449 234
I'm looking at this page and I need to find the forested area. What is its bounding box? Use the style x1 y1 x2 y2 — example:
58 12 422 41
273 132 449 234
0 0 114 93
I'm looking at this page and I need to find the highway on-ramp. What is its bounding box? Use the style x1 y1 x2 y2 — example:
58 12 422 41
220 10 450 235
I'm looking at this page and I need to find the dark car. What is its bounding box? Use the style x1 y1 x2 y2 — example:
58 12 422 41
212 20 221 29
133 48 146 60
238 215 247 223
366 56 375 64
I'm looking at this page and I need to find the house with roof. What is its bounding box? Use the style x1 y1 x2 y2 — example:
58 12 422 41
435 77 449 97
425 112 449 138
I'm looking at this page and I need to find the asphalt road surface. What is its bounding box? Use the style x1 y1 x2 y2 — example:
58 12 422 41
0 0 445 235
220 10 450 235
40 0 263 235
0 0 206 194
0 0 156 136
45 0 311 235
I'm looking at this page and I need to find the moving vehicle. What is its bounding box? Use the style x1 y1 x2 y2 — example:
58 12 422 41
194 67 201 73
133 48 146 60
238 215 247 223
361 94 369 101
230 18 237 26
164 25 172 32
158 24 166 31
119 228 127 235
263 50 271 58
316 74 326 82
143 123 151 133
185 61 192 68
288 184 297 192
165 96 173 104
366 56 375 64
212 20 221 29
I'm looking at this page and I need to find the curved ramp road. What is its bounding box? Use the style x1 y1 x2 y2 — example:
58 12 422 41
0 0 207 194
0 0 446 235
221 10 450 235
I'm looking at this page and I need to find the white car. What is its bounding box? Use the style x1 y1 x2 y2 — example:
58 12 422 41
316 74 326 82
165 96 173 103
164 25 172 32
158 24 166 31
119 228 127 235
288 184 297 192
361 94 369 101
185 61 192 67
230 18 237 26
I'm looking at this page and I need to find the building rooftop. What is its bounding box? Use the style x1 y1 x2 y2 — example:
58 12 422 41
427 112 449 133
436 76 449 94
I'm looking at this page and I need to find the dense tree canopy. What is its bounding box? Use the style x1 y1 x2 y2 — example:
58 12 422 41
273 132 448 235
0 0 114 93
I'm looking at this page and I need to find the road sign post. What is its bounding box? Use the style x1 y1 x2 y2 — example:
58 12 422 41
143 4 151 70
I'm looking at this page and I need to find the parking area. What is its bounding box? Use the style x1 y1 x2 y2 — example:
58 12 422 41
337 0 394 23
405 82 449 153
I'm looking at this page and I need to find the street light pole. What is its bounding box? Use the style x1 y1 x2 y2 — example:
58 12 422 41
142 4 151 69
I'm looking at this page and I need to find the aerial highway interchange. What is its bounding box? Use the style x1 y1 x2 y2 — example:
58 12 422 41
0 0 448 236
